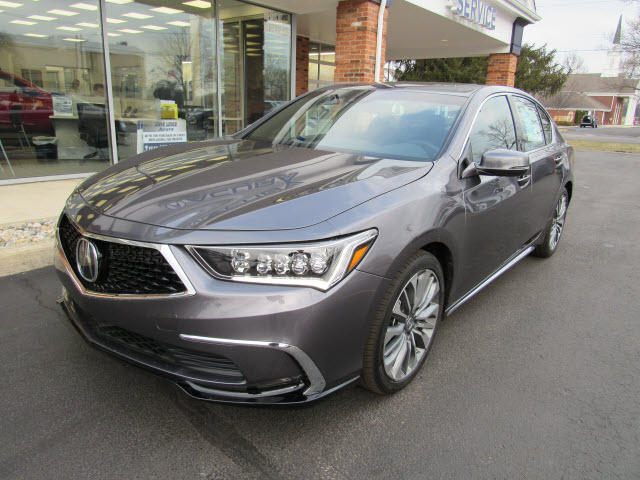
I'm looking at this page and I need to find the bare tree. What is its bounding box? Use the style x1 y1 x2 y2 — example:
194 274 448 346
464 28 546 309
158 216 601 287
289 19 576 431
159 29 191 87
618 3 640 81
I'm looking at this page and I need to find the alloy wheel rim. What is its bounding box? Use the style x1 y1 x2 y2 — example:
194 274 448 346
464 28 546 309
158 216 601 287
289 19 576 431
549 194 568 251
383 269 440 382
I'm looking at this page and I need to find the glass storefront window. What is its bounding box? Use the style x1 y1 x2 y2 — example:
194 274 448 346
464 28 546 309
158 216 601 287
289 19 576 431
308 41 335 91
219 0 291 135
0 0 108 180
0 0 293 180
103 0 218 163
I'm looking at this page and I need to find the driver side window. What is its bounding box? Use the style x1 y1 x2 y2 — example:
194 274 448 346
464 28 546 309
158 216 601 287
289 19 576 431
469 96 518 163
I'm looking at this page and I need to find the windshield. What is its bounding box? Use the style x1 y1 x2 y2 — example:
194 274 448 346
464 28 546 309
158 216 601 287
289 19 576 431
242 87 466 161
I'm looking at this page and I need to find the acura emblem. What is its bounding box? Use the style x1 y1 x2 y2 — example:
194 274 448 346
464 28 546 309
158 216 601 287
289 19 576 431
75 238 101 283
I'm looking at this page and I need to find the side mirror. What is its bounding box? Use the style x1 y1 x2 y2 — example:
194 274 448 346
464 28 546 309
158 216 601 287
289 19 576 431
462 149 530 178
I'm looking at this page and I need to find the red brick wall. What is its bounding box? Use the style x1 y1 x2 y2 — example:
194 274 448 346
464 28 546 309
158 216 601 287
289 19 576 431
486 53 518 87
335 0 388 83
296 35 310 97
547 109 575 123
592 95 614 124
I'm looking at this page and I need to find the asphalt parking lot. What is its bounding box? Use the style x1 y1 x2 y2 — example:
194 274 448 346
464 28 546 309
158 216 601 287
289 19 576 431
562 125 640 144
1 150 639 479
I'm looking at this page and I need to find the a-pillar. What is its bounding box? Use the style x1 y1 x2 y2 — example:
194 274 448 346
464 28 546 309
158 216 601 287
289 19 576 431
334 0 388 83
486 53 518 87
296 35 310 97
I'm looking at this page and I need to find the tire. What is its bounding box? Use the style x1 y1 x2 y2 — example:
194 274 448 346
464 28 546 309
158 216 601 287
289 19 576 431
533 187 569 258
361 251 444 394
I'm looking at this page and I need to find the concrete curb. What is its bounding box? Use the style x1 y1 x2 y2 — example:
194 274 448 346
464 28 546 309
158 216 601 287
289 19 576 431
0 239 55 278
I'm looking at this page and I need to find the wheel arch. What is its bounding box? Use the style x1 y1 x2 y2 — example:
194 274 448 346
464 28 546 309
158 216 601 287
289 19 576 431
420 241 454 309
565 180 573 204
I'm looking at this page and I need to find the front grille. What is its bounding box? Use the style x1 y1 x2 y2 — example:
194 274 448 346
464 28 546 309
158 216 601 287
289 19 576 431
98 325 244 381
58 214 186 295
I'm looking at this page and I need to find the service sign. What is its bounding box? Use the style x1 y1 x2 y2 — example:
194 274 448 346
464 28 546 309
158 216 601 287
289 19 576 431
136 119 187 153
449 0 497 30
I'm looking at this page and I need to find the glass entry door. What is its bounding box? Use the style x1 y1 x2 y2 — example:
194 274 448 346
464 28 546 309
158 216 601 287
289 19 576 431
219 1 291 135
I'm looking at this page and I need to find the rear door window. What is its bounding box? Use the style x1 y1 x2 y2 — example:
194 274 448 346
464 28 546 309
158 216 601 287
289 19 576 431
511 96 546 151
537 106 553 145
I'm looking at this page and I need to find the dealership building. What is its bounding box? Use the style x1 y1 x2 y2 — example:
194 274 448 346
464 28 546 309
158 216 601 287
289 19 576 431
0 0 540 183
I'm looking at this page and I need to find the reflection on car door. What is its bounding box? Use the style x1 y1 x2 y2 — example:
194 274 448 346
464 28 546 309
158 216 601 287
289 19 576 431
459 95 534 295
510 96 563 235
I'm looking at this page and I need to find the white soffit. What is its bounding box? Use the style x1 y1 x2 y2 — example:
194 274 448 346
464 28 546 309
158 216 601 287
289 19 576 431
388 0 514 60
293 0 540 60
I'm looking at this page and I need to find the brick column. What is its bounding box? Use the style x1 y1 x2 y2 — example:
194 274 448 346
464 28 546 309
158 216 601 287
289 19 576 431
486 53 518 87
296 35 310 97
335 0 388 83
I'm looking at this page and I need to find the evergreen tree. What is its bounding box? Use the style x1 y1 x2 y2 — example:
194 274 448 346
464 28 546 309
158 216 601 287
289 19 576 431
394 44 571 96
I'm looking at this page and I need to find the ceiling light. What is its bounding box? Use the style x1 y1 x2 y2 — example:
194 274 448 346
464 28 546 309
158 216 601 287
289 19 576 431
123 12 152 19
167 20 189 26
151 6 183 14
70 2 97 10
24 33 47 37
107 32 121 36
106 18 126 23
63 38 86 42
141 25 167 30
10 19 36 25
0 1 22 7
48 9 78 16
105 0 133 3
183 0 210 8
119 29 142 33
57 26 82 31
28 14 55 20
76 22 99 27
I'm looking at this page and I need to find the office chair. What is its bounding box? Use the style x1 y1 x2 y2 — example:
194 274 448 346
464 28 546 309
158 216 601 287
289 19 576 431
0 137 16 177
10 105 32 151
77 103 109 160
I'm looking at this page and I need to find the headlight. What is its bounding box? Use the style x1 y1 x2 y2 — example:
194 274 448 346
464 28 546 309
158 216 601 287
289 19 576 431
187 229 377 291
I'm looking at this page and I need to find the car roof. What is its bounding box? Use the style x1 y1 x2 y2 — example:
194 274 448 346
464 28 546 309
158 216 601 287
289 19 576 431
314 82 527 99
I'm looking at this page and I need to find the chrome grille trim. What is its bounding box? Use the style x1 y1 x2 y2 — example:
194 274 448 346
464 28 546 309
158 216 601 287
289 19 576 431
57 214 196 299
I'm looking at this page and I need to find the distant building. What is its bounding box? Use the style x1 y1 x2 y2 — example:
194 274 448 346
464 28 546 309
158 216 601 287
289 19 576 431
539 73 640 126
602 15 624 78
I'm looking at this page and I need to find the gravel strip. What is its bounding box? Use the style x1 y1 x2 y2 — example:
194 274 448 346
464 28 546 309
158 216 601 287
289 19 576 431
0 220 57 248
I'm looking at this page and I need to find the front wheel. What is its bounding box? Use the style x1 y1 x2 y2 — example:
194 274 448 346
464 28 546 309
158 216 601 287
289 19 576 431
533 188 568 258
361 251 444 394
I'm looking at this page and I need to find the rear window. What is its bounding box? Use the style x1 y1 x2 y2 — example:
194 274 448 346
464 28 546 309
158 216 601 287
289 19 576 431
244 88 466 161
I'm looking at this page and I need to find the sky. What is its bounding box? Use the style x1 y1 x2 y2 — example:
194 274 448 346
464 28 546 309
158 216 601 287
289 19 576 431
523 0 639 74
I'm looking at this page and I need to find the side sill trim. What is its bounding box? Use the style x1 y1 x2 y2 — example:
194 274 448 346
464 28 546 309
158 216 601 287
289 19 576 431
445 246 534 316
179 334 327 397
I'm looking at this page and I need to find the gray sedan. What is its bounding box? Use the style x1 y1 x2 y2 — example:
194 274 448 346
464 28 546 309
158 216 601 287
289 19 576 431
55 83 574 403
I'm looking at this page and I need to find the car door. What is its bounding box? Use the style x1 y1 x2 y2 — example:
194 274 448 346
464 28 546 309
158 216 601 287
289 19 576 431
509 96 563 236
459 94 534 295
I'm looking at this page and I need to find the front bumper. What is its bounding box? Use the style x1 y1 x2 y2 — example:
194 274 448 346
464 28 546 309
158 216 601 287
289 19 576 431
55 226 390 404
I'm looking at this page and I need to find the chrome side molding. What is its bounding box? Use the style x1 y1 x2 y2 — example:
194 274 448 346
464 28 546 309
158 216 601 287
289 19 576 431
179 334 327 397
445 246 534 316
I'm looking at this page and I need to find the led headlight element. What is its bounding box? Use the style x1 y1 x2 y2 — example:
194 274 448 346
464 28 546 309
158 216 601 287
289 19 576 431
188 229 377 291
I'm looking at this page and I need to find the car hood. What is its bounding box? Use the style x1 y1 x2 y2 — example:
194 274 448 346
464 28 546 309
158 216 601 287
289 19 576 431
77 139 432 231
